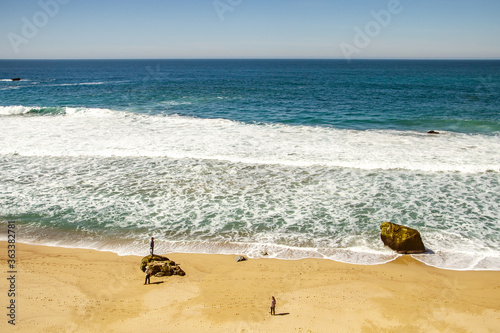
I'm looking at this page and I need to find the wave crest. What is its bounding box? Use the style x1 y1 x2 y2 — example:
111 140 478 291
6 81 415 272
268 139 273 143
0 105 499 173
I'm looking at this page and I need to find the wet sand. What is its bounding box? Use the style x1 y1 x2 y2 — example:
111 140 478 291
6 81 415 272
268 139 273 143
1 242 499 332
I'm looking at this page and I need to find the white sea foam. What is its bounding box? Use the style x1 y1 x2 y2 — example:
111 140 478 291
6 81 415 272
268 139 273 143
13 233 499 270
0 86 21 91
64 107 119 117
160 101 193 106
1 106 499 270
0 105 36 115
0 106 499 173
48 82 104 87
1 152 499 270
412 251 500 271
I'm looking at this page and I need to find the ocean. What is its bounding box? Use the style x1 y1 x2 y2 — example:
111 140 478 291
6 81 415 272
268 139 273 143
1 59 499 270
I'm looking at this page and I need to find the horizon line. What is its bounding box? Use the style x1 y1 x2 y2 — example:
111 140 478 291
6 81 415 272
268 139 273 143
1 57 500 61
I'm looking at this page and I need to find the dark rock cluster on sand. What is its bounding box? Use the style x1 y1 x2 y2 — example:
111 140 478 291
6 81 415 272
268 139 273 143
140 254 186 277
380 222 426 254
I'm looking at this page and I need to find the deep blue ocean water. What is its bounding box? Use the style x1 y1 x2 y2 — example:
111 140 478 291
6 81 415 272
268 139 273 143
1 60 499 270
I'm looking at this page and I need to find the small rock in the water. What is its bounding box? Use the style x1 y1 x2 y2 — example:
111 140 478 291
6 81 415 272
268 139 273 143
380 222 426 254
11 78 21 81
235 255 247 262
427 130 440 134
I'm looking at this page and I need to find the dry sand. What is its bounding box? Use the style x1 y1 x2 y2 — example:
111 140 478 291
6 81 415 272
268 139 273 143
1 242 499 332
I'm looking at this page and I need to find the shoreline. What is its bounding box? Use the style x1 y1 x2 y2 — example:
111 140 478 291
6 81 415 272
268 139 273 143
10 238 500 272
1 242 500 332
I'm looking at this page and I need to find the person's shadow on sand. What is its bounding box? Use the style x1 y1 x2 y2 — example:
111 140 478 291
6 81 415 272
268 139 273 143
275 313 290 316
148 281 164 285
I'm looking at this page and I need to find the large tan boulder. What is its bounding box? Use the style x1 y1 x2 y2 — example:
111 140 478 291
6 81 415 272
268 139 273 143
140 254 186 277
380 222 426 254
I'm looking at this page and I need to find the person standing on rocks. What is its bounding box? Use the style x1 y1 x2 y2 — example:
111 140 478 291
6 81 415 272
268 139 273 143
150 237 155 255
270 296 276 315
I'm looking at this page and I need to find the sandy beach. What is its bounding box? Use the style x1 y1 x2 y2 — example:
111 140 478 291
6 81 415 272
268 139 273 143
1 242 499 332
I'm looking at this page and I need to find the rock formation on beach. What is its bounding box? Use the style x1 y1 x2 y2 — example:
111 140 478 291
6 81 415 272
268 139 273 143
380 222 426 254
140 254 186 277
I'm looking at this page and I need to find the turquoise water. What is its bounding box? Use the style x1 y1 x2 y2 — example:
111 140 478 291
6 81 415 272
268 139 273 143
2 60 499 132
1 60 499 270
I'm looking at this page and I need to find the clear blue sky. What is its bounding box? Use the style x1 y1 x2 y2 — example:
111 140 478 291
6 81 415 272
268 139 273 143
1 0 499 59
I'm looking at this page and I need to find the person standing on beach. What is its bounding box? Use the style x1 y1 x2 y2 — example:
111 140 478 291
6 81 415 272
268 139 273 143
150 237 154 255
144 266 152 285
270 296 276 315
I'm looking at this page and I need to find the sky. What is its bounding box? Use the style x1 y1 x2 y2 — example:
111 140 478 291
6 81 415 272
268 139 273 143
0 0 499 59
